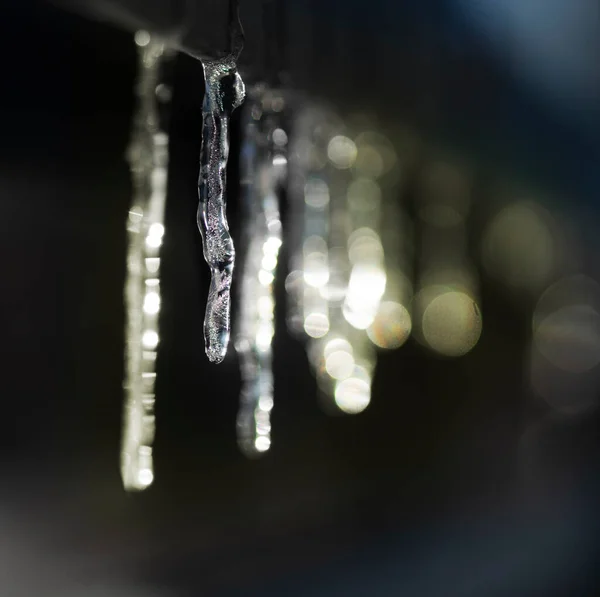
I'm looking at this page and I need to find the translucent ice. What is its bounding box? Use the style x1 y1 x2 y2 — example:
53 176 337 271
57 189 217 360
197 58 245 363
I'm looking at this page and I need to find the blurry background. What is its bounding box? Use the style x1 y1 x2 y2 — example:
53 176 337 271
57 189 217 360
1 0 599 595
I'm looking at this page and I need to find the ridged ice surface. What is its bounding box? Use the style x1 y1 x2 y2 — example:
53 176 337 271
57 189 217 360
197 57 245 363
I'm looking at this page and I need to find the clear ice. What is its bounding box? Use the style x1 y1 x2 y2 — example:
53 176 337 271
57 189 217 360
197 56 245 363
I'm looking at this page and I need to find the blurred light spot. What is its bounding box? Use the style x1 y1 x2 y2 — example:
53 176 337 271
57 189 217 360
324 337 353 358
327 135 357 169
142 330 159 349
343 264 387 329
273 155 287 166
146 236 162 249
255 409 271 434
235 337 250 353
151 164 167 188
304 312 330 338
319 247 350 302
303 235 327 254
145 278 159 287
304 260 329 288
324 338 355 380
155 83 172 102
263 235 282 255
258 269 274 286
326 351 355 380
143 291 160 315
304 178 330 209
259 395 274 412
348 228 384 265
146 222 165 249
421 290 482 356
258 295 274 319
368 301 412 349
261 254 277 271
134 30 150 47
303 238 329 288
335 368 371 414
255 436 271 452
137 468 153 487
482 202 555 290
154 132 168 146
533 275 600 325
531 275 600 409
272 128 288 146
256 322 274 351
271 96 285 112
149 222 164 237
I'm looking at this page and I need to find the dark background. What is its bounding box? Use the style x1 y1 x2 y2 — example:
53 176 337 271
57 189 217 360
0 1 598 595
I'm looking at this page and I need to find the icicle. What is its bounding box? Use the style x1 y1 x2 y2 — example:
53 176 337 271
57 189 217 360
235 89 286 456
121 33 172 491
367 196 414 351
285 107 335 340
197 9 245 363
286 108 384 415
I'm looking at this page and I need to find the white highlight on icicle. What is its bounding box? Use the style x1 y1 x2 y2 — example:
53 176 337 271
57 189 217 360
121 34 170 491
235 91 285 456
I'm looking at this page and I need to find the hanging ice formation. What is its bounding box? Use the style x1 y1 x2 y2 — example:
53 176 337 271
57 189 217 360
121 33 172 491
115 0 429 486
197 12 246 363
285 107 414 415
235 88 287 456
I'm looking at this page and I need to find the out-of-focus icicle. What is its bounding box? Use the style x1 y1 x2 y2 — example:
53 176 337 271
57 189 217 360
348 129 414 350
121 33 172 491
286 107 335 340
197 6 245 363
235 88 286 456
367 196 414 350
318 126 377 414
287 113 415 415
